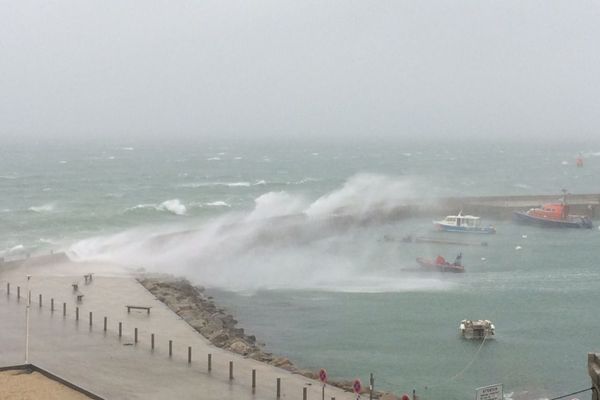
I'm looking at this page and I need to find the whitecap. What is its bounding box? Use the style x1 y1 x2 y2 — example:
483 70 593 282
205 201 231 207
402 153 412 157
0 175 17 180
59 160 68 164
255 180 267 185
234 157 243 160
42 187 52 192
107 156 115 160
157 199 187 215
515 245 522 250
7 244 24 253
227 182 251 187
207 157 221 161
311 153 319 156
561 161 569 165
28 204 54 213
120 147 135 151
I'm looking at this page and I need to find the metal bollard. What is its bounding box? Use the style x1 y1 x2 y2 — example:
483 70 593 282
252 369 256 389
277 378 281 398
89 312 93 327
208 353 212 371
151 333 155 350
134 328 138 344
169 340 172 357
303 387 307 400
6 282 9 295
39 294 42 307
63 302 66 316
118 322 122 338
17 286 20 300
75 306 79 321
51 298 54 312
188 346 192 364
103 317 107 332
229 361 234 380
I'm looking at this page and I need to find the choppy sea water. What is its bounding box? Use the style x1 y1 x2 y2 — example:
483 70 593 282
1 138 599 399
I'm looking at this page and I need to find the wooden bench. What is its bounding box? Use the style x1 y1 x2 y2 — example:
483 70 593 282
126 305 151 314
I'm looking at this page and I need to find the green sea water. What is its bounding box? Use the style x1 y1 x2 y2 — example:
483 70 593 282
1 138 599 399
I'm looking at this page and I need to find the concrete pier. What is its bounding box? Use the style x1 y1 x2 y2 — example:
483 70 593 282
0 258 361 400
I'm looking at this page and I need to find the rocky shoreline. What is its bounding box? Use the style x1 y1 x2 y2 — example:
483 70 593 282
138 276 397 399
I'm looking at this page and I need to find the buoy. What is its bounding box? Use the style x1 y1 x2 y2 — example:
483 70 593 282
401 395 410 400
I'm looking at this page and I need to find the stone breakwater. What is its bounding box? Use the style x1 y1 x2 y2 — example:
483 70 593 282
138 276 395 399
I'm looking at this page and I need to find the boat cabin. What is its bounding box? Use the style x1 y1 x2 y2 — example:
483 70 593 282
459 319 495 340
527 203 568 220
439 213 482 228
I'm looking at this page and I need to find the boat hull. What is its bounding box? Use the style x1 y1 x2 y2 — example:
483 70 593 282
434 223 496 234
416 257 465 273
513 211 593 229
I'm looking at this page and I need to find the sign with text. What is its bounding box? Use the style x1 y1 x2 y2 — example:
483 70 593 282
475 384 503 400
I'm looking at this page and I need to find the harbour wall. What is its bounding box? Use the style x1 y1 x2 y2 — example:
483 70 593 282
343 193 600 224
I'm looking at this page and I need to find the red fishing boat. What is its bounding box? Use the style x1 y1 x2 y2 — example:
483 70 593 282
416 255 465 273
513 190 593 229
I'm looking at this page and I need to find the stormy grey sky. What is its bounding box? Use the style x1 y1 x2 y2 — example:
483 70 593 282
1 1 599 143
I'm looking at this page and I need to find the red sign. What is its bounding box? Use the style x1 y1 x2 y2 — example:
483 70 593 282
318 368 328 383
353 379 362 394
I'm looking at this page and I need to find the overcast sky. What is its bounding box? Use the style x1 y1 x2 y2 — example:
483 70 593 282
1 1 599 143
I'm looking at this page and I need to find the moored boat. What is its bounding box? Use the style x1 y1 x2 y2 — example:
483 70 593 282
513 191 593 229
433 212 496 234
459 319 495 340
416 255 465 273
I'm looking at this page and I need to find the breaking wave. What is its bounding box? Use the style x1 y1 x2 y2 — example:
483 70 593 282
127 199 187 216
71 174 447 292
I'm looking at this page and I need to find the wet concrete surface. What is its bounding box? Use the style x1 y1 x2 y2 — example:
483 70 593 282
0 259 359 400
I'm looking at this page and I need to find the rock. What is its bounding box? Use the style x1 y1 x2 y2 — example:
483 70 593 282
272 357 294 369
228 340 253 355
208 331 230 347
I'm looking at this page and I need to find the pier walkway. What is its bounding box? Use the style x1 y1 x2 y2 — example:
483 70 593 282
0 258 361 400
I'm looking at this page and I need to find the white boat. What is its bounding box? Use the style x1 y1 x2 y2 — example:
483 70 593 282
459 319 495 339
434 212 496 234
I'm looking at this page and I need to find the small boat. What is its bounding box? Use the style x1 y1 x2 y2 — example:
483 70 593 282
513 191 593 229
459 319 495 339
416 256 465 273
433 212 496 234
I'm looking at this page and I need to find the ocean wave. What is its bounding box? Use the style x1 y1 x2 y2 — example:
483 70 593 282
126 199 187 216
0 174 17 180
189 201 232 208
28 204 55 213
0 244 24 256
179 181 252 188
120 147 135 151
205 201 231 207
207 157 221 161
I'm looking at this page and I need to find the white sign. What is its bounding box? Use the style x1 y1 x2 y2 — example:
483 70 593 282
475 384 503 400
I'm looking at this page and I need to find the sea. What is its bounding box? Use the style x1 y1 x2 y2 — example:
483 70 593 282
1 137 599 400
